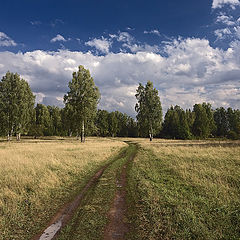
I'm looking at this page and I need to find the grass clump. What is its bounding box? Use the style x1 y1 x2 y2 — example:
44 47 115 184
127 139 240 240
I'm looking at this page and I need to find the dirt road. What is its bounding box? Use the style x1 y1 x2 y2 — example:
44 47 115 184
32 142 138 240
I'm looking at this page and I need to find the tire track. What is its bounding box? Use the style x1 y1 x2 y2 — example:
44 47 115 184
104 142 138 240
31 146 129 240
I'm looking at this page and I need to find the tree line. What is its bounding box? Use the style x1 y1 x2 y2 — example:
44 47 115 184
0 66 239 141
160 104 240 140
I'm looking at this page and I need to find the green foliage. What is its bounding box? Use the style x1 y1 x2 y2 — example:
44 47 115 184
227 108 240 139
214 107 229 137
35 104 52 136
0 70 239 141
161 103 240 140
47 106 62 136
95 110 138 138
64 66 100 141
96 109 109 136
135 81 162 138
162 105 191 139
108 111 118 137
0 72 35 139
192 103 215 139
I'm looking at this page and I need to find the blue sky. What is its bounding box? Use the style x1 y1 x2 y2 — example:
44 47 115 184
0 0 240 116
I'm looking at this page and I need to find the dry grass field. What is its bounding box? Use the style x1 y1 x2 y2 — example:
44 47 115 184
127 139 240 240
0 137 126 240
1 137 239 240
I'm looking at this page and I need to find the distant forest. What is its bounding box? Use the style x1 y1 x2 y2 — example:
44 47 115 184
0 67 239 140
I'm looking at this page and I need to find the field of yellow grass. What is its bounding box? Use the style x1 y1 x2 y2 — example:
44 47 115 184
127 139 240 240
0 137 126 240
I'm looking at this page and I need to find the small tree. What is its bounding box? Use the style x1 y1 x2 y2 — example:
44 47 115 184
64 65 100 142
135 81 162 141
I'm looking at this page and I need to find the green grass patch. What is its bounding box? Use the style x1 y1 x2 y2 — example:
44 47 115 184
127 141 240 240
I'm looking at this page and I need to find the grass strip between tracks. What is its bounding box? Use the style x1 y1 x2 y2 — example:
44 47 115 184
57 143 137 240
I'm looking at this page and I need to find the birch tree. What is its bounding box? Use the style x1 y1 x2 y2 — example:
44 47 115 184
135 81 162 141
0 72 35 140
64 65 100 142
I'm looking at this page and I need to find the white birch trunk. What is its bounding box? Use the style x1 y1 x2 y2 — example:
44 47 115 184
81 120 85 143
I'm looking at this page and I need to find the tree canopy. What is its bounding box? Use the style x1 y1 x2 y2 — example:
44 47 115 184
135 81 162 140
0 72 35 140
64 65 100 142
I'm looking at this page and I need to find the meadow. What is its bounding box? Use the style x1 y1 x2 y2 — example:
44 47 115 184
0 137 126 240
1 137 240 240
127 139 240 239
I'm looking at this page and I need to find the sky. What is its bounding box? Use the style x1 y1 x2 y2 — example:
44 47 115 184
0 0 240 116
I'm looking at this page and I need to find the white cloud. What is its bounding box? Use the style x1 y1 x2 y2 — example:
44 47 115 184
122 43 160 53
50 34 67 43
0 32 17 47
143 29 161 36
234 26 240 38
216 13 235 25
212 0 240 9
117 32 134 44
126 27 134 31
214 28 232 39
30 21 42 26
85 37 111 54
0 37 239 116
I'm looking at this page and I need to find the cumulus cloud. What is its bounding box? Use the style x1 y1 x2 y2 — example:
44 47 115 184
212 0 240 9
214 28 232 39
143 29 161 36
122 43 160 53
50 34 67 43
85 37 111 54
0 37 239 116
116 32 134 44
0 32 17 47
216 13 235 25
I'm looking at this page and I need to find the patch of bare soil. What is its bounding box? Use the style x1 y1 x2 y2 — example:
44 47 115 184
104 151 136 240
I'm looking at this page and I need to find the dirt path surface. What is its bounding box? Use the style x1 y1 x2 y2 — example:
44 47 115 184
32 142 137 240
104 144 137 240
31 159 119 240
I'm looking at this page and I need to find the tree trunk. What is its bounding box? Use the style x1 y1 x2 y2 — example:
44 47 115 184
16 133 19 141
10 128 13 140
149 123 153 141
149 133 153 141
7 133 10 141
16 133 21 141
81 120 85 143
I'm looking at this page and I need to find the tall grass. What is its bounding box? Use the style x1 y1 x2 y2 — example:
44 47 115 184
127 139 240 240
0 137 126 240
